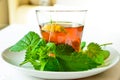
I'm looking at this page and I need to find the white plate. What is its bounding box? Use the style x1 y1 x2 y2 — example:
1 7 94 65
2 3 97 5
1 46 120 79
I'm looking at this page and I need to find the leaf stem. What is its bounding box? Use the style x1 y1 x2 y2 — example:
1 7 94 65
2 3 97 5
100 43 112 46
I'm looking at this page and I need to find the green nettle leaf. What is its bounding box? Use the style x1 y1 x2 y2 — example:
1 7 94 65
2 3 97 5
46 42 56 51
55 44 74 55
92 53 104 64
28 59 41 70
99 50 110 60
56 52 99 71
80 41 86 50
37 38 46 47
10 31 40 52
10 31 111 71
85 42 110 65
87 42 101 54
91 50 110 65
42 57 63 71
19 45 40 66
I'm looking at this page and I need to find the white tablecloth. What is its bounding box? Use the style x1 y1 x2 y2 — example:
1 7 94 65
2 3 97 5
0 24 120 80
0 24 43 80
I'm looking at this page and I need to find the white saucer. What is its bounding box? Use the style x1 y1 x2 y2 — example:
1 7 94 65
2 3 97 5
1 46 120 79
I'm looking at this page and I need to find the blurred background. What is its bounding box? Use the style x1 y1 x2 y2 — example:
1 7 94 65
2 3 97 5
0 0 56 29
0 0 9 29
0 0 119 28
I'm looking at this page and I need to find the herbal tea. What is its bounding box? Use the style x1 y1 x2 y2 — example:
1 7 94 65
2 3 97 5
39 22 84 51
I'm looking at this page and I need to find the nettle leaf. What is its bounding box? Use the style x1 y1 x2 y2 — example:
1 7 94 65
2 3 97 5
57 52 99 71
87 42 101 54
85 42 110 65
10 31 111 71
46 42 56 51
20 38 47 66
92 50 110 64
80 41 86 50
55 44 74 55
41 57 63 71
10 31 40 52
92 53 104 64
100 50 110 60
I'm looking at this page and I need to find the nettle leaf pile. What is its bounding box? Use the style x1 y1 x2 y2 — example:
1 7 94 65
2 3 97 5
10 31 111 71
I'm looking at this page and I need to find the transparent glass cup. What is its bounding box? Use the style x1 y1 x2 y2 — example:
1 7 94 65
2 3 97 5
36 9 87 52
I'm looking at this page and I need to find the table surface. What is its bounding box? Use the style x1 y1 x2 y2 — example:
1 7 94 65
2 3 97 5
0 24 120 80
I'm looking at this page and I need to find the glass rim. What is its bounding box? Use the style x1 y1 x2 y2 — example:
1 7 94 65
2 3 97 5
36 10 88 12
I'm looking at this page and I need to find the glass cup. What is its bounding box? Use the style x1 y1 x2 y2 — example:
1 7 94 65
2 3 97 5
36 9 87 52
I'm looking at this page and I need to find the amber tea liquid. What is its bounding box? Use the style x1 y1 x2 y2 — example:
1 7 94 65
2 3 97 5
39 21 84 51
